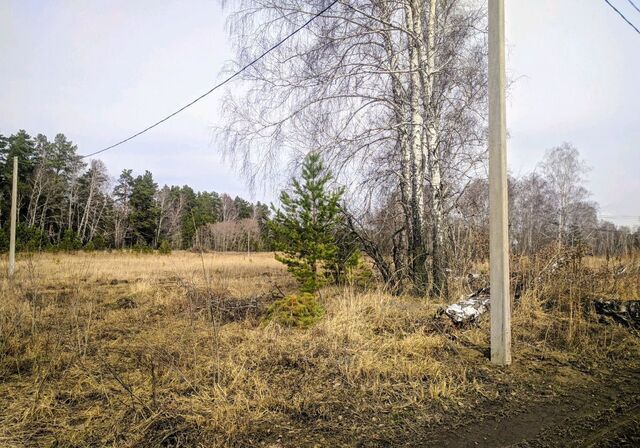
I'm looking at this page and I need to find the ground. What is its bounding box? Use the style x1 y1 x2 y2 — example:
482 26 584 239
0 251 638 447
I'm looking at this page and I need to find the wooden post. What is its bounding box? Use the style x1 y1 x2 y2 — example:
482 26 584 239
8 156 18 278
488 0 511 365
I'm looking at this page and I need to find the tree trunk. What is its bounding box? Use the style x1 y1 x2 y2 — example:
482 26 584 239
423 0 447 298
405 0 428 295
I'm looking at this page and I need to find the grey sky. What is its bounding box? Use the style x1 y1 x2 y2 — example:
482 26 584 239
1 0 638 227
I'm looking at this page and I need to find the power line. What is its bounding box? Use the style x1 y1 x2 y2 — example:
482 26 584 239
627 0 640 14
601 215 640 218
80 0 339 159
604 0 640 35
546 219 639 233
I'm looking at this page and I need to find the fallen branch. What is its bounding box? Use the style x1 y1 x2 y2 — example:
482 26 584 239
593 299 640 329
443 287 490 325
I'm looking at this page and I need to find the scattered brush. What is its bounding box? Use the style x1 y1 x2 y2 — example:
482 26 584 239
0 251 638 447
178 281 271 325
264 293 325 328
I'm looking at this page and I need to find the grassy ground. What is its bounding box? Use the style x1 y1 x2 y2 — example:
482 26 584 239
0 251 638 447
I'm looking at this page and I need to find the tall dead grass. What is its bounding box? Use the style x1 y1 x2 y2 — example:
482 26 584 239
510 247 640 360
0 251 638 447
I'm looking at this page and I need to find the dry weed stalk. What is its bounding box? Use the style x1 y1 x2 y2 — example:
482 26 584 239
0 251 637 446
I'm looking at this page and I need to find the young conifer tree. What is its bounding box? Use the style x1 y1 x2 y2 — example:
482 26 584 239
270 152 344 293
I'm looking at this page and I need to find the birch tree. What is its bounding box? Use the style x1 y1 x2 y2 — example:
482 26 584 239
78 159 109 242
220 0 488 297
539 143 591 247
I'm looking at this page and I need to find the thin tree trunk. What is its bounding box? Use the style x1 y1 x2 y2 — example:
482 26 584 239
405 0 428 295
79 174 96 241
423 0 447 297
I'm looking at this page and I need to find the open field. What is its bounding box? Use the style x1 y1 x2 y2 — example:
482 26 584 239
1 251 639 447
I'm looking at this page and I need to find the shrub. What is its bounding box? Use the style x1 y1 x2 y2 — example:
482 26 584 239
83 241 95 252
14 224 46 252
132 241 153 254
0 227 7 252
342 250 374 288
59 229 82 252
264 293 324 328
92 234 106 251
158 240 171 255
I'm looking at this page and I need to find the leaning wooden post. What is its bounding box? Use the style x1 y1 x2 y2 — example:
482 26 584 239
8 156 18 278
488 0 511 365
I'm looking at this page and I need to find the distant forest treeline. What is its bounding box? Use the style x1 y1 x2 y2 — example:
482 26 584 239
0 130 270 252
1 130 638 261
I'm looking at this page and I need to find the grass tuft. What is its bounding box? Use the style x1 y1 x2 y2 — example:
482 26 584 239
264 293 325 327
0 250 638 446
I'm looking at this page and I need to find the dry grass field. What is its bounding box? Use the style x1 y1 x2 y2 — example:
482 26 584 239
1 251 639 447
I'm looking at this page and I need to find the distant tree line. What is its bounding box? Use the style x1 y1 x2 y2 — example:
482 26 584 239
454 143 640 259
360 142 640 287
0 130 271 252
2 128 637 294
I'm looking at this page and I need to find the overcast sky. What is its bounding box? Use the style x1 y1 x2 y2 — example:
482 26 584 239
1 0 638 227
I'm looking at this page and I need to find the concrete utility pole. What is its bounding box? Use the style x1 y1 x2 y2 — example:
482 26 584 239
8 156 18 278
488 0 511 365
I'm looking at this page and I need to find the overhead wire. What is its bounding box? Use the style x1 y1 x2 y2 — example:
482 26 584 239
80 0 339 159
604 0 640 35
626 0 640 14
80 0 640 160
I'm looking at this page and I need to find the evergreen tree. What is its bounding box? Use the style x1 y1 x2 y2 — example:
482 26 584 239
180 185 198 248
0 130 36 224
112 169 135 247
0 133 10 226
0 134 7 160
129 170 158 247
33 134 51 163
254 201 272 250
269 152 344 293
196 192 221 224
50 133 83 180
234 196 253 219
113 169 135 203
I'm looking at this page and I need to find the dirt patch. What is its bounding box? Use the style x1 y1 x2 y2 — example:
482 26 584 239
418 367 638 447
109 278 130 285
177 284 274 323
241 347 640 447
116 296 138 309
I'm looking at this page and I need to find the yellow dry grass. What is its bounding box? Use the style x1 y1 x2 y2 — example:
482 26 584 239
0 251 638 447
0 251 288 297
